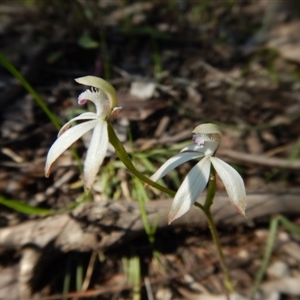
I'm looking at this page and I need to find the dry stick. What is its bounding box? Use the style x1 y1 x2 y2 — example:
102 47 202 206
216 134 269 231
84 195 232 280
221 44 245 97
0 194 300 251
81 252 98 292
218 149 300 169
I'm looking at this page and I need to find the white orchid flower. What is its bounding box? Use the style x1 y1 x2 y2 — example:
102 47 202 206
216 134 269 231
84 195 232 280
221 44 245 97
150 123 246 224
45 76 121 191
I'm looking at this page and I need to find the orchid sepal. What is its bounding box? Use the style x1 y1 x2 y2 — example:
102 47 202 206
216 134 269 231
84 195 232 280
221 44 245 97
168 156 211 223
83 120 109 190
210 157 246 216
45 120 98 177
150 151 205 182
58 112 97 137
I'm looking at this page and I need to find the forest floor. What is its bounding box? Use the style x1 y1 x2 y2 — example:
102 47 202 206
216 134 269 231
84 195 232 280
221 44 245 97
1 1 300 299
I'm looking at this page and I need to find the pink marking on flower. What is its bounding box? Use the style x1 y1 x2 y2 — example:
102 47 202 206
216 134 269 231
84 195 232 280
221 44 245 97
78 91 91 105
78 99 87 105
193 134 204 146
78 98 87 105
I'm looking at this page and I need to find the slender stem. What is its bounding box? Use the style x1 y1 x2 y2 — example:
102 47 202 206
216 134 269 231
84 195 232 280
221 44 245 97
107 121 176 197
202 166 235 296
205 209 234 296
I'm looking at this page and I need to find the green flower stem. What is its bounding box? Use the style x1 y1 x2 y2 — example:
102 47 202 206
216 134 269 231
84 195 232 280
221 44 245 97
107 121 176 197
205 209 234 296
202 166 235 296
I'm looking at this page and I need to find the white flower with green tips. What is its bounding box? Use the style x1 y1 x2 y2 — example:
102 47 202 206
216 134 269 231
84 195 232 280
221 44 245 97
45 76 121 190
151 123 246 224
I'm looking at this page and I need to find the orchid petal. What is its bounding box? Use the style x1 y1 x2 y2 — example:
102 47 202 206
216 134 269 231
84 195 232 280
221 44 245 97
168 156 211 224
83 120 108 190
210 157 246 216
58 112 97 136
150 152 204 182
181 141 218 156
45 120 98 177
111 106 122 117
180 144 202 152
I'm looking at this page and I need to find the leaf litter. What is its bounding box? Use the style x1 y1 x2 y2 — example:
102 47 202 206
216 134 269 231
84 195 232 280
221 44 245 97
1 1 300 299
